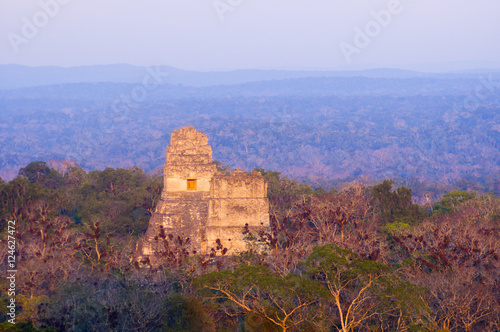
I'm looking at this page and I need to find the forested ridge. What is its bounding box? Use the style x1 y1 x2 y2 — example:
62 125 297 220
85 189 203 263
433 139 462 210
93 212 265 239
1 161 499 331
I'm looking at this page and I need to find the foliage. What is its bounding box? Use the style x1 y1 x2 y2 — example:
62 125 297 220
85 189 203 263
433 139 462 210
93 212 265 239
304 244 429 332
383 220 410 234
18 162 62 190
195 265 327 331
0 321 55 332
392 194 500 331
432 190 477 216
163 295 215 332
372 179 427 225
0 161 499 330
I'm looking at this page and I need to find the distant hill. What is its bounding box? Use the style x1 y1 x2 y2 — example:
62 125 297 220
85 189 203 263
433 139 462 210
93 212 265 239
0 76 484 101
1 64 497 90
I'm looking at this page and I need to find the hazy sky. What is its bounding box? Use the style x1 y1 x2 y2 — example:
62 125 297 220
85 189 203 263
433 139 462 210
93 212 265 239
1 0 500 71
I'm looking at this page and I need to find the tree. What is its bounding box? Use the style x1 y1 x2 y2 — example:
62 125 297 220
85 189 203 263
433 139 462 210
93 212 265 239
0 177 48 223
432 190 477 216
392 195 500 331
74 167 157 236
213 160 231 174
23 200 59 257
306 184 372 244
304 244 428 332
163 294 215 331
140 176 163 216
372 179 426 225
195 265 326 332
19 161 62 189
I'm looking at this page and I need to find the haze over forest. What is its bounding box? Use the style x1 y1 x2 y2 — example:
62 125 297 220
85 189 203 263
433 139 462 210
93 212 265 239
1 64 499 202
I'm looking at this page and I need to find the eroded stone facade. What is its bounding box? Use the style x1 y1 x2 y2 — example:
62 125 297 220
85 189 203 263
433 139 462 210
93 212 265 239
136 127 269 259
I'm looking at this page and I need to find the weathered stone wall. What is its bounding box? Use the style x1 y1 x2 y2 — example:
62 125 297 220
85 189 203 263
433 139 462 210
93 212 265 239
137 195 212 258
136 126 269 261
210 170 268 199
207 170 269 253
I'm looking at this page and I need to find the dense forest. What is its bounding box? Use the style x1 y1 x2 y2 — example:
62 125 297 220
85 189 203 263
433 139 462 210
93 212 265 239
1 161 499 331
1 74 499 202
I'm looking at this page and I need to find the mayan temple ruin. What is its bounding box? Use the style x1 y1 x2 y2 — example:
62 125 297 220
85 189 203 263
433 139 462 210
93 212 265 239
136 126 269 261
